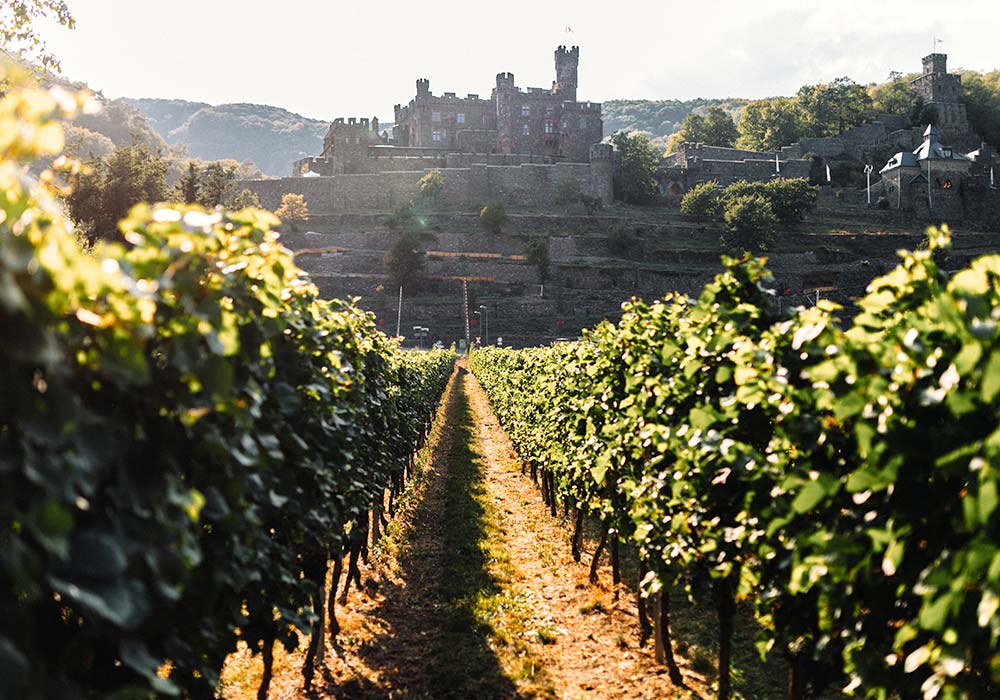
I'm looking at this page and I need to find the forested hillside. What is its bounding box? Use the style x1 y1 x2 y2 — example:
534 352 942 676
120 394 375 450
602 98 751 150
126 98 330 176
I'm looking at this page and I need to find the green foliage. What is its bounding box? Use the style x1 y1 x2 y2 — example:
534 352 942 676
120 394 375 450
601 98 750 153
606 225 642 258
0 0 74 72
418 170 444 203
387 200 418 231
525 238 550 284
736 97 806 151
610 131 661 205
275 192 308 231
680 180 723 221
0 70 455 700
65 140 168 242
720 178 817 226
225 187 261 210
384 231 426 288
796 77 874 137
868 73 918 114
722 193 778 251
196 160 237 207
479 202 509 235
960 70 1000 149
176 161 200 204
471 225 1000 700
670 106 739 152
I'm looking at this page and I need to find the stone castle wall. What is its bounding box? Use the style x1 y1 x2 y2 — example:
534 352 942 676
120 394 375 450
239 159 611 213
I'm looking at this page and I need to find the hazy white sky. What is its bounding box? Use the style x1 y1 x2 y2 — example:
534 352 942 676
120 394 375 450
38 0 1000 121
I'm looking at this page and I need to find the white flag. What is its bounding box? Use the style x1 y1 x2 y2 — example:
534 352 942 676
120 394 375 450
826 163 832 183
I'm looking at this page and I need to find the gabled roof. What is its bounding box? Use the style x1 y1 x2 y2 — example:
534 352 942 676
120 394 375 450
881 124 972 174
880 151 919 174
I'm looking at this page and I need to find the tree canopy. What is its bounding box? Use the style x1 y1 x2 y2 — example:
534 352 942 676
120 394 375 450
610 131 661 205
796 77 874 137
666 106 739 153
736 97 806 151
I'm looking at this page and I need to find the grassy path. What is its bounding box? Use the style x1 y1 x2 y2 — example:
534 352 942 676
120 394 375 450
219 362 709 699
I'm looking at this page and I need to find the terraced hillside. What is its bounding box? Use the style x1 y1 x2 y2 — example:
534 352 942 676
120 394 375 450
281 205 999 347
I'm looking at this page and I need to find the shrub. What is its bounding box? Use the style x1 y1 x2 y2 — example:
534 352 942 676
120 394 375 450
480 202 509 234
762 177 818 225
384 230 426 288
275 192 308 231
607 225 643 258
722 194 778 251
878 197 891 210
387 200 418 231
680 180 723 221
225 188 262 210
418 170 444 203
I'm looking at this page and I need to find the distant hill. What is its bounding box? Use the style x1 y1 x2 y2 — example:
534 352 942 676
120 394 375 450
602 98 752 151
125 99 330 177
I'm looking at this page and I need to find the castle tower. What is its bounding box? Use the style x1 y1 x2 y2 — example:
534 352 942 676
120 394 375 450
589 142 615 204
416 78 430 98
910 53 969 134
495 72 516 155
554 45 579 101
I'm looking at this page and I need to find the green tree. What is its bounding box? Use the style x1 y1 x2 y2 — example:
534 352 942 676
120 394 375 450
721 193 777 251
797 77 874 136
66 141 168 241
736 98 806 151
384 231 426 288
669 107 738 152
197 161 237 208
275 193 308 231
479 202 509 234
525 238 550 287
175 161 201 204
225 188 261 210
418 170 444 204
610 130 660 204
869 73 917 114
961 70 1000 148
680 180 723 221
0 0 74 72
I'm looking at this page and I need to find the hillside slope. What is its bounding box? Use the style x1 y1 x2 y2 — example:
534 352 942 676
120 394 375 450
126 99 329 176
602 97 751 149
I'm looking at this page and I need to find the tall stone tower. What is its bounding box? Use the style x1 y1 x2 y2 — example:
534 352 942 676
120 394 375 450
495 72 516 155
554 45 579 101
909 53 969 134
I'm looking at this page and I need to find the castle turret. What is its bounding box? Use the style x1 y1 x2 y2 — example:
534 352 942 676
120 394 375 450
495 73 516 154
923 53 948 75
554 45 579 100
416 78 430 97
589 142 615 204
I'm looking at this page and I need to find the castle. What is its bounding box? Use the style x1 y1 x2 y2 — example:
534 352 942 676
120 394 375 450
659 53 1000 221
293 46 604 177
251 47 613 213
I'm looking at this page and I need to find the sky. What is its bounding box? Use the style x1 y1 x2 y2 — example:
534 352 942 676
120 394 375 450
34 0 1000 122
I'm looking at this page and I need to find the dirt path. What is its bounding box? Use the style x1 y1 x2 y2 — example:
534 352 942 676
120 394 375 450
219 362 706 700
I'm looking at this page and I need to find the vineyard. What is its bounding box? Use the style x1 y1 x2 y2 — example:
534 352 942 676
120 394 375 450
0 67 454 700
5 64 1000 700
471 234 1000 700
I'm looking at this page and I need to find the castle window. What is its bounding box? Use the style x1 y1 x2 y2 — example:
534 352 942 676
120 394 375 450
432 131 442 142
522 124 530 136
544 121 555 134
432 111 441 122
457 113 465 124
579 117 588 129
521 105 530 117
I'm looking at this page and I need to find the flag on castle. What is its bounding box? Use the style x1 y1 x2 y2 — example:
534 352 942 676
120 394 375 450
826 163 832 183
